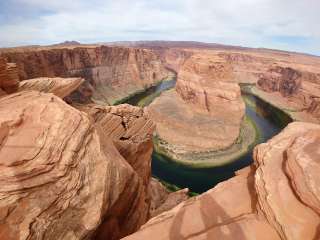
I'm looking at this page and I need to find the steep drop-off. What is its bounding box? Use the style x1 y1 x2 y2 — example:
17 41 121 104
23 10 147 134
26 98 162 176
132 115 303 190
0 57 19 95
124 122 320 240
147 53 251 167
0 45 169 104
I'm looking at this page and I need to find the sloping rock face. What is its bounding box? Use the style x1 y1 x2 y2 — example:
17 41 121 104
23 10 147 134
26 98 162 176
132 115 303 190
0 57 19 95
254 122 320 240
18 77 84 98
124 122 320 240
0 91 155 240
1 46 169 104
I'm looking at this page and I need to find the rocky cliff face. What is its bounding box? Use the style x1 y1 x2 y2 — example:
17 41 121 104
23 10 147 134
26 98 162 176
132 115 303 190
176 53 243 114
124 122 320 240
255 65 320 121
148 52 246 161
257 66 302 96
0 45 169 104
0 57 19 95
0 91 150 240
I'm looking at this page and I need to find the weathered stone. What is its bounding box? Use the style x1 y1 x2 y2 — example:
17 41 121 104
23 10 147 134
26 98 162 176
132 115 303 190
18 77 84 98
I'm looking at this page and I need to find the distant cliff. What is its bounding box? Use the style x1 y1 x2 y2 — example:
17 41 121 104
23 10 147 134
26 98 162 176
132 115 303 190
0 45 169 104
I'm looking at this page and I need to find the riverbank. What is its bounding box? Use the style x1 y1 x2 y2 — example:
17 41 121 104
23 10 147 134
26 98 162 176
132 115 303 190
241 83 297 124
113 72 176 106
152 106 258 168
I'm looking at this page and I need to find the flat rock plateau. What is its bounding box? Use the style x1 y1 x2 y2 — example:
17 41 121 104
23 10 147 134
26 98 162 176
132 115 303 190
0 41 320 240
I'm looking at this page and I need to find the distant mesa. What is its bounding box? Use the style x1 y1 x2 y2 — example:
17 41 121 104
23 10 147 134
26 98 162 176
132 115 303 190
51 40 81 46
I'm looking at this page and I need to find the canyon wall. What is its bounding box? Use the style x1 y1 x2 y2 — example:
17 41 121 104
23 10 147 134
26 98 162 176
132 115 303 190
0 61 187 240
0 91 150 240
256 65 320 120
0 45 169 104
0 57 19 95
124 122 320 240
147 52 249 166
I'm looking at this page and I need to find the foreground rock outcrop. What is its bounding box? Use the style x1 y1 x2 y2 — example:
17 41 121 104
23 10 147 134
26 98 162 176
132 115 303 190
18 77 84 98
0 91 158 240
1 45 169 104
124 122 320 240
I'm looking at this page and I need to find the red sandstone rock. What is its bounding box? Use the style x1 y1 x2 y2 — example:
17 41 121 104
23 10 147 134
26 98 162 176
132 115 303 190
0 57 19 94
1 45 169 104
18 77 84 98
148 53 245 155
0 91 154 240
124 122 320 240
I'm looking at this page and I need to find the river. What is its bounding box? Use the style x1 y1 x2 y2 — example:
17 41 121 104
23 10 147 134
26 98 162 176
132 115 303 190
123 78 291 193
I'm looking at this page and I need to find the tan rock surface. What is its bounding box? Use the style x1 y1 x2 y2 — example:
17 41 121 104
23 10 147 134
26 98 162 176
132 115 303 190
124 166 280 240
18 77 84 98
0 91 153 240
124 122 320 240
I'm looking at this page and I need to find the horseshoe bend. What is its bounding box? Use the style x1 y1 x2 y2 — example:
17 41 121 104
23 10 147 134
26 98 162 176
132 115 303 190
0 39 320 240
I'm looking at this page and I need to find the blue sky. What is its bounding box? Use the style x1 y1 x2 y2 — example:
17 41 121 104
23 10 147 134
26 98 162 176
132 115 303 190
0 0 319 55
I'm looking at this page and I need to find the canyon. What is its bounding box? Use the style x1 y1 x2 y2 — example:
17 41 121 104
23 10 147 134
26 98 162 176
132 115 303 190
0 41 320 240
0 45 169 104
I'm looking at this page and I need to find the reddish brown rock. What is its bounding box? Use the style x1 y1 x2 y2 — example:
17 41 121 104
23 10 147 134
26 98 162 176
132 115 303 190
123 166 280 240
148 53 245 162
254 122 320 240
124 122 320 240
0 91 154 240
77 103 155 186
18 77 84 98
0 57 19 94
1 45 169 104
257 66 302 96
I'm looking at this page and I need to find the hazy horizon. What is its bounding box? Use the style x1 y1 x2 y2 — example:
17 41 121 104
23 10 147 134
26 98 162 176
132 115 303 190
1 0 319 55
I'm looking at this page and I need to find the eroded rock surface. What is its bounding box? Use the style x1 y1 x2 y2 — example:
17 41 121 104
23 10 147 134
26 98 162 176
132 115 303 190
148 53 246 163
0 91 154 240
0 57 19 95
124 122 320 240
1 45 169 104
18 77 84 98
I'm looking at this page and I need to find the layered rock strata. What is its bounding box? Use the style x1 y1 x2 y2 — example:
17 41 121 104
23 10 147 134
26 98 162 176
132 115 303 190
148 53 249 166
0 57 19 95
18 77 84 98
255 65 320 122
124 122 320 240
0 45 169 104
75 103 189 238
0 91 147 240
0 89 181 240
